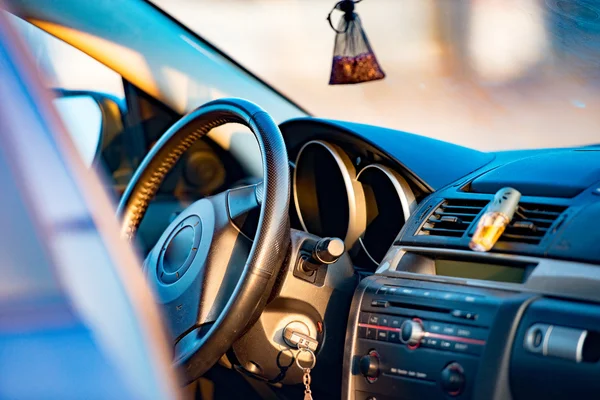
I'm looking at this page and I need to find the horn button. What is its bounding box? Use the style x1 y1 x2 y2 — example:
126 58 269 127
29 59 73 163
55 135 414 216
158 215 202 284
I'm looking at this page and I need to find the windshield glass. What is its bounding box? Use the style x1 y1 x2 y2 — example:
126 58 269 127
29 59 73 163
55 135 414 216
153 0 600 151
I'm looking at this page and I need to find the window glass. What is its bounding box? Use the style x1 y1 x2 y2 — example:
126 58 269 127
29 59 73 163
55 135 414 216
53 96 103 167
8 13 124 99
7 14 127 170
154 0 600 150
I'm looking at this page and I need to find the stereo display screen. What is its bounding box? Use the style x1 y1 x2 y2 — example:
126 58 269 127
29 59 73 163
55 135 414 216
434 259 533 284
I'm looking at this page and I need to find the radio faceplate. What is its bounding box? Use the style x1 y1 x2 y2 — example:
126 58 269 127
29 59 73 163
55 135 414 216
345 278 505 400
357 313 487 356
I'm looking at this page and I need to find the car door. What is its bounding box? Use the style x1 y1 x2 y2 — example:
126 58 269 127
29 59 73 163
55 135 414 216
0 10 180 400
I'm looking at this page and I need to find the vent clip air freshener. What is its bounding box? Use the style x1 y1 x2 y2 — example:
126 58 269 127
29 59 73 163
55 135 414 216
469 187 521 252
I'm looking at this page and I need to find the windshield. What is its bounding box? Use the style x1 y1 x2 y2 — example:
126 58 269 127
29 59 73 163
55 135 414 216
153 0 600 151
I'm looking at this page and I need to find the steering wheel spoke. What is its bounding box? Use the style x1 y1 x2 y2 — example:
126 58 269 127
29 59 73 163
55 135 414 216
227 182 263 220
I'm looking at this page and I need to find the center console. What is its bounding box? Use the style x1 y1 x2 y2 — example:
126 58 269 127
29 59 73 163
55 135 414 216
343 248 600 400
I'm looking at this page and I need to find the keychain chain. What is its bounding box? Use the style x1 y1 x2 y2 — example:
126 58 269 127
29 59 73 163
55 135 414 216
296 344 317 400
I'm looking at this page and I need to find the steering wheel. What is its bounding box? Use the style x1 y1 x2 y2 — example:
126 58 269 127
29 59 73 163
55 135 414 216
117 98 290 382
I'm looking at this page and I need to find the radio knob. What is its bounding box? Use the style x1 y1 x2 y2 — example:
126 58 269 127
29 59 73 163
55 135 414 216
359 350 380 380
400 319 425 346
441 362 465 396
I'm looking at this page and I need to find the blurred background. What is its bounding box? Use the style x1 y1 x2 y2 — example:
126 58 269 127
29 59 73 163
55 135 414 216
14 0 600 151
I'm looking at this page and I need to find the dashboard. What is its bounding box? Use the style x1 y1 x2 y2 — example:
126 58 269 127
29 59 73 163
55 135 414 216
125 113 600 399
278 117 600 399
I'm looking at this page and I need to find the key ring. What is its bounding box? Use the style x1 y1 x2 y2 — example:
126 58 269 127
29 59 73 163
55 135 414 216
295 347 317 370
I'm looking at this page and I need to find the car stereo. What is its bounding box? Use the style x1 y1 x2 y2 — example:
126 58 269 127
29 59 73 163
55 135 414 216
345 278 503 399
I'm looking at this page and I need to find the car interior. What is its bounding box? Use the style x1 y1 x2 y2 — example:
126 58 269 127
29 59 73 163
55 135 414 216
3 0 600 399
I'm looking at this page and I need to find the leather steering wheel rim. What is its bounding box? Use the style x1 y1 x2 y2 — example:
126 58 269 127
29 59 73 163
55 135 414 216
117 98 290 381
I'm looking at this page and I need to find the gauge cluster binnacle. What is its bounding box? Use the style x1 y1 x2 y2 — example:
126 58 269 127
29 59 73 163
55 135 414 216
357 164 416 265
293 140 366 248
292 139 418 270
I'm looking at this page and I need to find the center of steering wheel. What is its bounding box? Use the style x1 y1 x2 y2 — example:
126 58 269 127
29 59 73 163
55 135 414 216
164 226 194 273
158 215 202 284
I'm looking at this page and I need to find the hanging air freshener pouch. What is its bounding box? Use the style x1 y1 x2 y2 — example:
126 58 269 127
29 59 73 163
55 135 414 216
327 0 385 84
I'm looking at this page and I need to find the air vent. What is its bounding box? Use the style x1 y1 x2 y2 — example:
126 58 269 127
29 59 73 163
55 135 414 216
500 203 567 245
419 199 488 237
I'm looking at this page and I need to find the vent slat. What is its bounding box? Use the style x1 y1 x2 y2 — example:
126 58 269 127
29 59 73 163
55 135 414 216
499 203 567 245
519 211 562 218
520 205 565 212
422 227 465 233
419 199 488 238
513 217 554 226
428 218 470 225
505 227 548 235
434 211 479 218
500 234 543 244
421 227 465 237
441 206 483 214
502 233 543 240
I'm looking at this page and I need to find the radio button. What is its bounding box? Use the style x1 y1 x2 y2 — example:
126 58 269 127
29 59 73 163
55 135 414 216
423 337 440 348
389 317 403 329
455 326 486 340
366 327 377 340
379 315 390 326
442 292 459 301
426 322 444 333
368 314 380 325
453 341 483 355
377 330 389 341
452 309 479 320
453 342 469 352
440 340 453 350
429 291 459 301
371 300 389 308
429 291 447 300
456 327 473 337
442 325 457 335
358 326 367 338
389 331 401 343
409 288 427 297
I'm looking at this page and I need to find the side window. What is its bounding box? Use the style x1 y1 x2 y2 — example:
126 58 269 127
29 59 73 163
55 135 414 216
8 14 128 173
9 14 124 99
6 15 176 194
